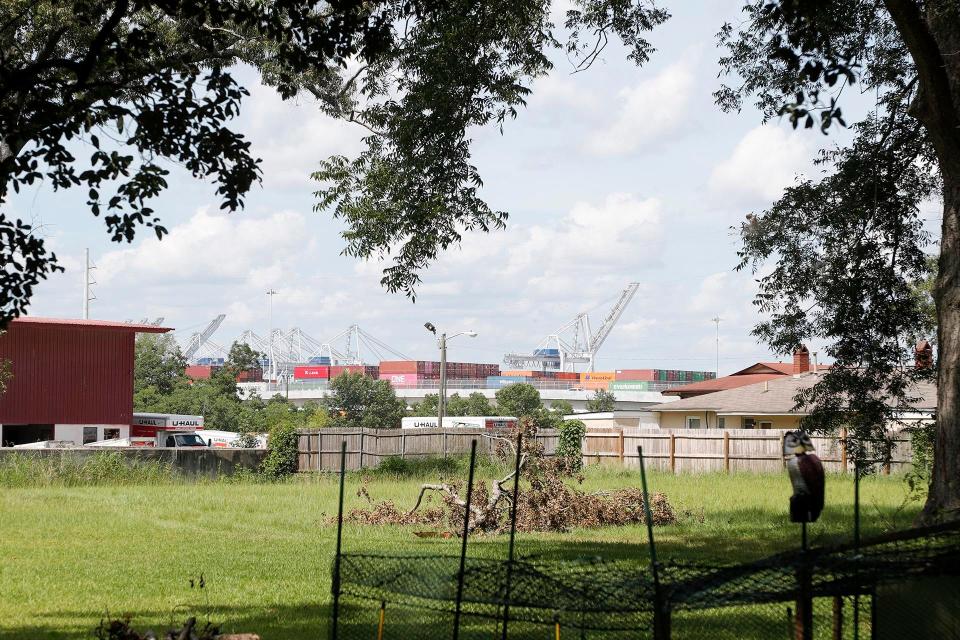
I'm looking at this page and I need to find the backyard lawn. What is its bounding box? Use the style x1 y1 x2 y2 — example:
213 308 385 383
0 465 920 639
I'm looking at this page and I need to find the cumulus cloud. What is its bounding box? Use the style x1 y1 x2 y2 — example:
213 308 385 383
583 60 696 156
708 125 812 206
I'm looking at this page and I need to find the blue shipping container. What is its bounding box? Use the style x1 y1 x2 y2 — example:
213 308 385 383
486 376 529 388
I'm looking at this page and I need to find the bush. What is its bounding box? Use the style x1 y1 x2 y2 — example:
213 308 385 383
556 419 586 470
260 421 299 478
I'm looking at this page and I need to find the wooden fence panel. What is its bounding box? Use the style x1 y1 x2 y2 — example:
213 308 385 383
582 428 914 474
296 427 559 472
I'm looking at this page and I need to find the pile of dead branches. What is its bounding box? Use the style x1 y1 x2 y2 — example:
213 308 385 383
343 418 675 534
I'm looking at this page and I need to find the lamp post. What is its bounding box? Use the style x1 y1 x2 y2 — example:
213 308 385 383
267 289 277 383
424 323 477 427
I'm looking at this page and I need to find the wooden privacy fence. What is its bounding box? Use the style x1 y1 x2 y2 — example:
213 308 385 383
297 427 558 472
582 427 914 474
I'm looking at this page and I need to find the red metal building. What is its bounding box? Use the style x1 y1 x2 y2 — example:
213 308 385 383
0 317 170 446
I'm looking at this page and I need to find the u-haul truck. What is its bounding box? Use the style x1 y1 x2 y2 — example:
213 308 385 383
401 416 518 430
124 413 206 447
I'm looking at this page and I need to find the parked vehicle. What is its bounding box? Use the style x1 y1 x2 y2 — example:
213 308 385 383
401 416 518 430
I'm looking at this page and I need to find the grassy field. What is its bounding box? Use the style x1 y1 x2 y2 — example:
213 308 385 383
0 462 920 639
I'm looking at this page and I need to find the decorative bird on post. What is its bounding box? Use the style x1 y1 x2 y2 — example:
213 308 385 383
783 431 825 523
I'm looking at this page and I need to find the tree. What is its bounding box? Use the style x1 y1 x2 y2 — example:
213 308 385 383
312 0 668 297
550 400 574 416
0 0 421 325
719 1 960 520
447 392 496 416
327 372 407 429
586 389 617 412
133 333 187 395
410 393 440 416
494 383 542 418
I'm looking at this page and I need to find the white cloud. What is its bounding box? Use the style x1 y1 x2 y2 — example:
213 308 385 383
583 59 696 156
708 125 812 206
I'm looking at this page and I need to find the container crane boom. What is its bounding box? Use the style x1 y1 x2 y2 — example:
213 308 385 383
184 314 226 361
589 283 639 352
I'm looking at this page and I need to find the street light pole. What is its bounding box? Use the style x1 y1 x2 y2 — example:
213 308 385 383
425 324 477 428
439 332 447 428
711 316 722 377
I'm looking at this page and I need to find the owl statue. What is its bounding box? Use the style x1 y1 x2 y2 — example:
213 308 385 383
783 430 825 523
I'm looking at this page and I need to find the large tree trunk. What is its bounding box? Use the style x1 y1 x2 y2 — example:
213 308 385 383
926 178 960 521
885 0 960 522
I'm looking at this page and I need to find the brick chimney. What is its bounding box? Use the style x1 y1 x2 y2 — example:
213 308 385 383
915 339 933 369
793 344 811 374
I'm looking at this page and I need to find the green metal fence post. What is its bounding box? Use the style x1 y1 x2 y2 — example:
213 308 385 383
639 446 670 640
330 440 347 640
453 440 478 640
500 430 524 640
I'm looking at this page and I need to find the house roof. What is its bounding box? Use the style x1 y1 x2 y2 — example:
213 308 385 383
650 372 937 415
11 317 171 333
662 373 786 397
732 362 794 375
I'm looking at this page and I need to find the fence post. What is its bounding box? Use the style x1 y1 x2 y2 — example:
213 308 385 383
500 431 524 640
452 440 478 640
639 446 670 640
618 429 625 463
832 596 843 640
400 431 406 459
723 431 730 473
443 429 448 458
669 433 676 474
840 427 848 472
359 429 365 470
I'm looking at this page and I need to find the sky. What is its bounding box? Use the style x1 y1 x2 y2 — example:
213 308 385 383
11 1 923 375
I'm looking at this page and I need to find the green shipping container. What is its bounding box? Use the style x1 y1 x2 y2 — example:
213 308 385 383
610 381 649 391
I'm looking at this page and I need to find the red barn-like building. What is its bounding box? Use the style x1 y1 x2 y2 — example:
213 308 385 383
0 317 170 446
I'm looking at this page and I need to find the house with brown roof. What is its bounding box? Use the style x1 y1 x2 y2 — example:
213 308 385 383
662 346 824 399
648 371 936 430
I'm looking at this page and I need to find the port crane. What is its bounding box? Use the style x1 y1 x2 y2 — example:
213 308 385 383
183 314 227 362
503 282 640 372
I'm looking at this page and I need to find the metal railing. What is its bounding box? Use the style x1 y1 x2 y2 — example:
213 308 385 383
240 378 694 394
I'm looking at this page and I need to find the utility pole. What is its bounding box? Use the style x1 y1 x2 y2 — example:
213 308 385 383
267 289 277 383
711 316 722 376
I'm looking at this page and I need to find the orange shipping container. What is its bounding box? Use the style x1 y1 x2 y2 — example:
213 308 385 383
579 371 616 382
502 370 535 377
584 380 610 390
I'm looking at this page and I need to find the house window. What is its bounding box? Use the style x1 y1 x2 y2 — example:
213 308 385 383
743 417 756 429
686 416 701 429
759 420 773 429
103 428 120 440
82 427 98 444
718 417 726 429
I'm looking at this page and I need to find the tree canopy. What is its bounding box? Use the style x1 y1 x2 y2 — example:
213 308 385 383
326 372 407 428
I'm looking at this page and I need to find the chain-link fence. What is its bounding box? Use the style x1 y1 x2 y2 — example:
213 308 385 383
331 519 960 639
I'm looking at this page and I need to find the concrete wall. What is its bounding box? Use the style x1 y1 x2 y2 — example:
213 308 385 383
0 447 267 479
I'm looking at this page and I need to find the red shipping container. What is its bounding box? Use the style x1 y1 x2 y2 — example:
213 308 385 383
294 365 329 380
330 365 365 378
379 360 419 374
364 365 380 378
236 368 263 382
615 369 656 381
185 365 215 380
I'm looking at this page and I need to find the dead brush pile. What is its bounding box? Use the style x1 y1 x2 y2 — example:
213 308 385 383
341 418 676 534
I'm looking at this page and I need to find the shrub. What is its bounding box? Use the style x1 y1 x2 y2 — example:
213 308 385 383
556 419 586 470
260 421 299 478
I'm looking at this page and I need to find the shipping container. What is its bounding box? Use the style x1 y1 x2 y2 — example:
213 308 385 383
554 372 578 380
307 356 331 365
501 370 535 377
609 380 650 391
294 365 329 380
329 365 366 378
485 376 529 388
185 365 215 380
236 368 263 382
580 371 616 382
583 380 610 390
379 373 421 387
364 365 380 378
379 360 419 374
614 369 656 381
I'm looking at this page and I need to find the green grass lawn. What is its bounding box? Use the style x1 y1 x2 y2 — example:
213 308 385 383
0 465 919 639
